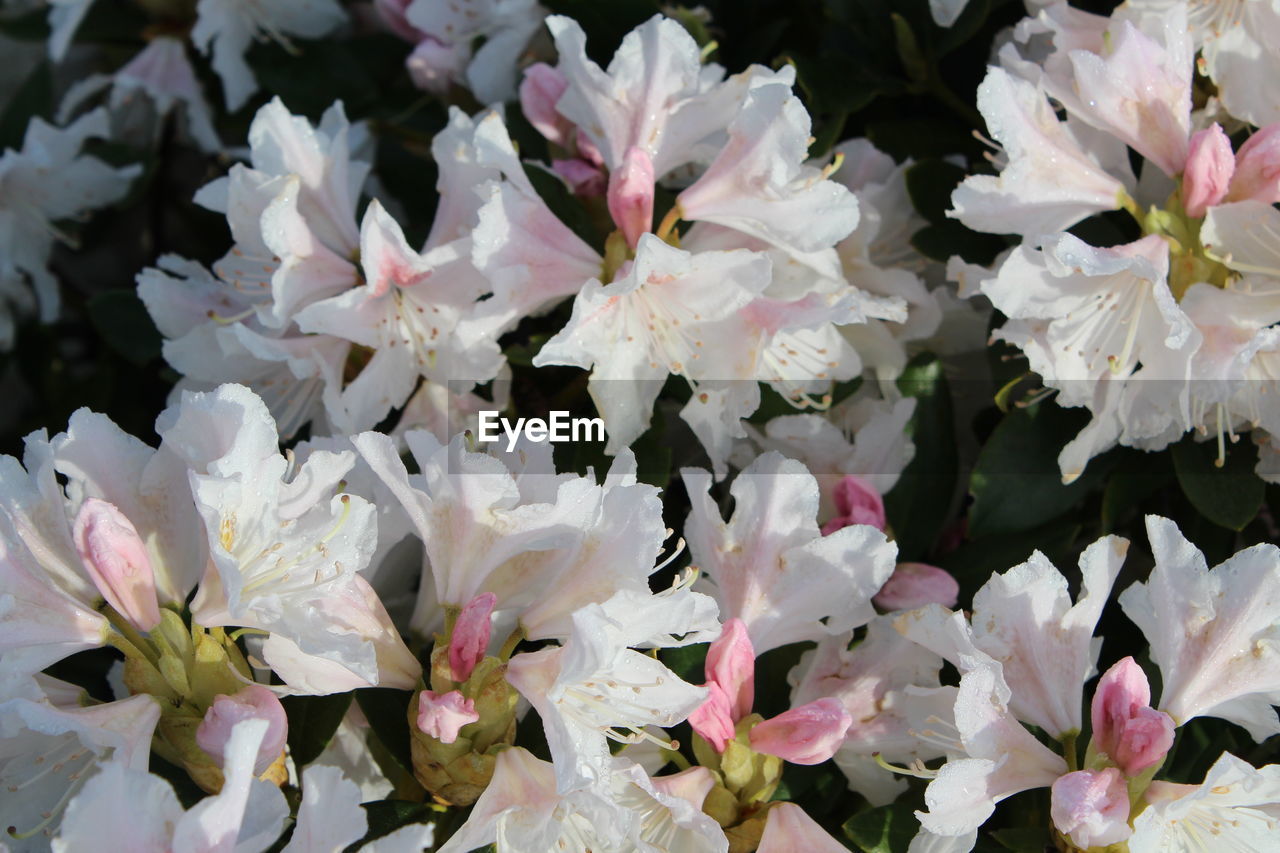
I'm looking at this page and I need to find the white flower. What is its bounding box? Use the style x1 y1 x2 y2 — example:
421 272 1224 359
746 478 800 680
682 451 897 654
294 200 503 430
48 718 289 853
1128 0 1280 126
1129 752 1280 852
167 384 420 692
980 233 1198 481
0 109 139 345
281 765 369 853
968 535 1129 738
545 14 794 180
406 0 547 103
676 85 860 259
949 67 1130 237
57 37 221 152
0 674 160 849
505 588 715 791
789 618 950 806
192 0 347 111
1119 514 1280 740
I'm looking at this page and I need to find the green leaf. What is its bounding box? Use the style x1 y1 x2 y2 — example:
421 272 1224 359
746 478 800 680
883 353 957 561
86 290 162 366
356 688 415 774
968 402 1115 539
1100 449 1174 533
891 13 928 83
942 516 1080 598
843 802 919 853
910 221 1007 265
659 643 707 687
281 692 352 767
1171 435 1264 531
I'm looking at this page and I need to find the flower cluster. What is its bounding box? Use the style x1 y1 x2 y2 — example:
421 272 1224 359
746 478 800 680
3 1 1280 852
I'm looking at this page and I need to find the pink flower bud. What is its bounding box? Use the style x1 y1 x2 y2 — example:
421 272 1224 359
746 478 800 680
820 475 886 535
373 0 423 42
873 562 960 611
757 802 850 853
406 37 469 97
688 683 735 753
1182 124 1235 218
450 591 495 683
552 158 606 197
1091 657 1175 776
749 697 852 765
521 63 570 147
196 684 288 777
1228 123 1280 205
72 497 161 632
705 618 755 722
1050 768 1132 849
417 690 479 744
608 146 656 250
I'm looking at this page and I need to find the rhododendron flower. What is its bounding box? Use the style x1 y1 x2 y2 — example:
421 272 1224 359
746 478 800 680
757 802 849 852
48 719 288 853
1120 514 1280 740
0 109 139 348
683 451 896 654
1129 753 1280 852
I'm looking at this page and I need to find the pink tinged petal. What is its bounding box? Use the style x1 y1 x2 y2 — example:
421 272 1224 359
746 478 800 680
650 766 717 810
417 690 479 744
704 617 755 721
688 682 736 753
450 591 496 682
749 697 852 765
1182 124 1235 218
607 146 656 249
72 497 161 632
552 158 606 196
359 199 432 298
196 684 289 777
821 475 886 533
873 562 960 611
1050 768 1133 849
406 37 470 97
757 802 849 853
521 63 571 147
1227 123 1280 205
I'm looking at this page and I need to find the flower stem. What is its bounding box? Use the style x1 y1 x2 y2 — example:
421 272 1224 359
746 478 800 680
1062 732 1079 772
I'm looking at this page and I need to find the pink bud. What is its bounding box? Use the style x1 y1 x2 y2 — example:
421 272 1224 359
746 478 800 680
872 562 960 611
1050 768 1133 849
552 158 606 197
520 63 570 147
373 0 423 42
757 802 850 853
450 591 495 683
1182 124 1235 218
1228 123 1280 205
820 475 886 535
196 684 288 777
1091 657 1174 776
688 683 736 753
417 690 479 744
749 697 852 765
72 497 161 632
406 37 469 97
705 618 755 722
608 146 656 250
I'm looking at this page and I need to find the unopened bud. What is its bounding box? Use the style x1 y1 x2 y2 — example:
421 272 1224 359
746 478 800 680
73 498 161 632
450 592 495 683
821 475 886 534
1091 657 1174 776
873 562 960 611
1182 124 1234 217
749 697 852 765
1051 768 1132 849
607 146 656 249
416 689 479 745
195 684 288 778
